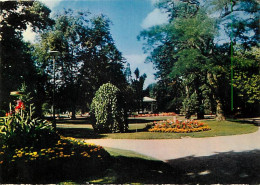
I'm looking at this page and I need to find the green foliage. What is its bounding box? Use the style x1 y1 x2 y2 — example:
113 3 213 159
181 92 199 119
0 114 59 150
90 83 127 133
232 47 260 115
34 10 127 116
0 1 53 109
139 0 259 118
0 89 59 150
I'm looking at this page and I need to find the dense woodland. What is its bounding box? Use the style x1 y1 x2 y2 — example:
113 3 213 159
0 0 259 120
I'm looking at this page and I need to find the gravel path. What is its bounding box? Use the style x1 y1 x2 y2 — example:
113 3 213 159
84 128 260 161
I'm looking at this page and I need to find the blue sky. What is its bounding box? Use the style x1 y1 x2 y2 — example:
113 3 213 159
23 0 169 88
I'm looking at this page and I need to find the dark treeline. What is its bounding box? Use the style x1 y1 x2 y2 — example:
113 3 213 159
0 0 259 120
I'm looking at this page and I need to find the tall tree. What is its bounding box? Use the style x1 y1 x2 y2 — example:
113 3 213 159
139 0 259 119
34 9 90 118
139 1 216 119
79 15 127 111
0 0 53 109
131 68 147 113
35 10 127 117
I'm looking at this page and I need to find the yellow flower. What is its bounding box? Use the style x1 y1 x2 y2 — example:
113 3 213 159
17 154 23 157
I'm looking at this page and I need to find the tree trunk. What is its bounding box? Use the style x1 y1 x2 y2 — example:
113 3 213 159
216 99 226 121
71 107 76 119
197 110 204 119
194 76 204 119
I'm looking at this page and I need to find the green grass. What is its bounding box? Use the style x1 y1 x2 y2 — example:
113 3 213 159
57 147 260 184
87 147 173 184
105 147 158 160
57 116 258 139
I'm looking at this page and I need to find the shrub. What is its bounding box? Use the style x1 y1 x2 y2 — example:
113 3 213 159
0 114 59 150
90 83 128 133
148 119 211 133
0 93 59 150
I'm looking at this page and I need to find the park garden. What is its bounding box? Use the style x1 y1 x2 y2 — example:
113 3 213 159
0 0 259 183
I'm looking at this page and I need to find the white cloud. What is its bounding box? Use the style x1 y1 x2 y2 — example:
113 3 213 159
141 8 169 29
39 0 63 9
124 54 157 88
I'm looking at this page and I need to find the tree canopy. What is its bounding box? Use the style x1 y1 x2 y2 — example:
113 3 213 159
139 0 259 119
0 0 53 110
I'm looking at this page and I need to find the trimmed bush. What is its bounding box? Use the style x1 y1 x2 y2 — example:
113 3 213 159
90 83 128 133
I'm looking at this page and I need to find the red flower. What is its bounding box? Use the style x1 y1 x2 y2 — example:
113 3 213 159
5 112 12 117
15 100 25 112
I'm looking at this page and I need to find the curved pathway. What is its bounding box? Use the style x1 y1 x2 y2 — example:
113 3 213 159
84 128 260 161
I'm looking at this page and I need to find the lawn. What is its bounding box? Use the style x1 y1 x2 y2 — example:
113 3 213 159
57 116 258 139
58 147 260 184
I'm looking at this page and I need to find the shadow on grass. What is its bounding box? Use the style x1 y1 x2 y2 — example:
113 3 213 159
89 156 174 184
46 117 91 124
87 150 260 184
166 150 260 184
227 118 259 125
4 150 259 183
57 127 105 139
128 118 161 124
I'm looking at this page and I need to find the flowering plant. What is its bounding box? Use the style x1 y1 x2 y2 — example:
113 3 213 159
14 99 25 113
0 137 110 183
148 119 211 133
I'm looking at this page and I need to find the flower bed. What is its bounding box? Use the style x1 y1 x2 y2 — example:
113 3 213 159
129 112 176 117
148 119 211 133
0 136 111 183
